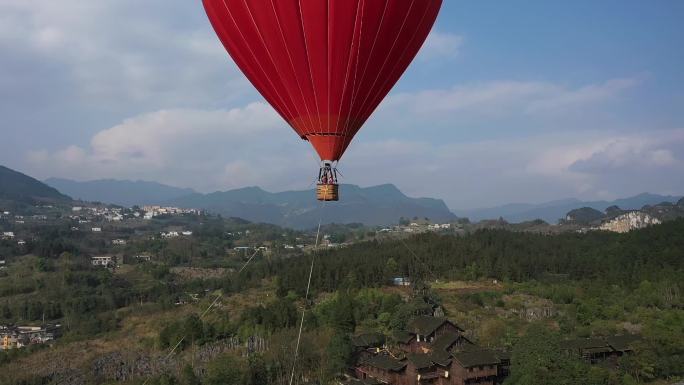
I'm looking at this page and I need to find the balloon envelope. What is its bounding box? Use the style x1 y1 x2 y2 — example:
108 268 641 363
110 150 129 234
203 0 442 161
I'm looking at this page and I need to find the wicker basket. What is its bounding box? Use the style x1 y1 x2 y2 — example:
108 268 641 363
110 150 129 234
316 184 339 201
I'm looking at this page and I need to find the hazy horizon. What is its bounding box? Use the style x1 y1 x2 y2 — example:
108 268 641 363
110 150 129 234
41 173 682 212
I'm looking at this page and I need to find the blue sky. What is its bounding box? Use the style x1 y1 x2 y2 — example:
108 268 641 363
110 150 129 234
1 0 683 209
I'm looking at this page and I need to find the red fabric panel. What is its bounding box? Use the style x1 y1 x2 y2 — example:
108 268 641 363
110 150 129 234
204 0 442 161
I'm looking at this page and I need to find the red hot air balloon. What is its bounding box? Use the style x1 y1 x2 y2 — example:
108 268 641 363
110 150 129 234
203 0 442 201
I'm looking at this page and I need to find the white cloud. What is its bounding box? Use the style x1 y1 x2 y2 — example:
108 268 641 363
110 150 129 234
526 78 640 114
385 78 639 118
418 31 464 60
0 0 249 110
567 132 683 173
342 129 684 208
26 103 321 192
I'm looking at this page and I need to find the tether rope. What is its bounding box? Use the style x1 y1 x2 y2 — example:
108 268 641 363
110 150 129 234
141 247 261 385
288 200 325 385
398 235 439 283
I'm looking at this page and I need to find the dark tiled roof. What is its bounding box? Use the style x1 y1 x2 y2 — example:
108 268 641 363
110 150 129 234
392 330 414 344
605 335 640 351
352 332 385 348
565 335 641 354
430 349 452 367
406 350 452 369
452 350 500 368
432 330 461 352
407 353 434 369
493 350 511 362
407 316 447 336
364 354 407 372
565 338 608 350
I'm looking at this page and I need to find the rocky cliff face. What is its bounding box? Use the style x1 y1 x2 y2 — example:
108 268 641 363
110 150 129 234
598 211 661 233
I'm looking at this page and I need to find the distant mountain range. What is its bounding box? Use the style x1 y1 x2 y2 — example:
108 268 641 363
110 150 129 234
45 178 195 207
0 166 70 207
41 176 455 229
168 184 456 229
3 165 681 228
452 193 683 223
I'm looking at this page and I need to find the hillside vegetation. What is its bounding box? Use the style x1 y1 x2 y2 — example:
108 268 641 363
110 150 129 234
0 214 682 385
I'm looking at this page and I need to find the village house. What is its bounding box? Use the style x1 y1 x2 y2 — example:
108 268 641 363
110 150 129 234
91 256 115 267
91 227 102 232
0 324 61 350
2 232 15 239
350 316 637 385
112 239 127 245
106 214 123 222
564 335 640 364
354 316 506 385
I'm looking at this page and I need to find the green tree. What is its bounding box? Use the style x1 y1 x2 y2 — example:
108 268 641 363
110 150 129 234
179 364 199 385
506 325 594 385
246 354 268 385
205 354 244 385
325 332 354 379
331 293 355 333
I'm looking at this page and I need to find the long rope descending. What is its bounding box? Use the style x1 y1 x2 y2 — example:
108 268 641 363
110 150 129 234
288 201 325 385
398 235 439 283
141 247 261 385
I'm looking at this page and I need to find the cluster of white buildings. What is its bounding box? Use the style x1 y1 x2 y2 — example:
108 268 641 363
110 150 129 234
1 232 26 246
91 255 116 267
0 211 34 225
68 204 203 227
160 230 193 238
142 206 201 220
379 222 454 234
72 206 124 222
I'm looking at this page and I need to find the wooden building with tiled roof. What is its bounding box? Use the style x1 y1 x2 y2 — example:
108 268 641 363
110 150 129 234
353 315 507 385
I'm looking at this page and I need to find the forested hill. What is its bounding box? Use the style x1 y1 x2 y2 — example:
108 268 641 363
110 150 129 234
0 165 70 206
271 219 684 295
